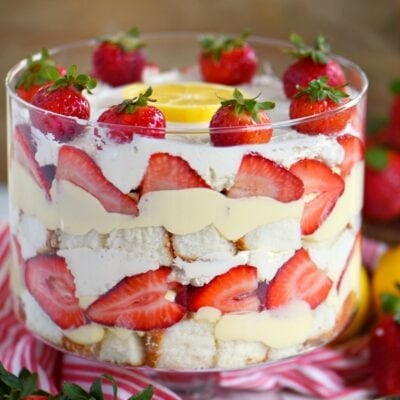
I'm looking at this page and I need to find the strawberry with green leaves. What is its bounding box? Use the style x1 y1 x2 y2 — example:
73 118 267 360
30 65 97 141
97 86 166 142
16 48 65 103
363 146 400 222
283 33 346 98
0 363 50 400
209 88 275 146
93 26 146 87
289 76 352 134
370 285 400 396
199 32 258 85
0 361 154 400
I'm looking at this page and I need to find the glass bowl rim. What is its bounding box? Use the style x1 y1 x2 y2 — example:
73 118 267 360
5 32 369 135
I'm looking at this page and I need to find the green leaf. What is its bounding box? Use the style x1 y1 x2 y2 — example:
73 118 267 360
295 76 348 103
118 86 155 114
367 116 388 136
218 88 275 121
390 79 400 95
62 382 90 399
127 385 154 400
286 32 330 64
199 32 250 60
101 374 118 399
0 363 20 389
19 369 38 397
381 291 400 315
365 146 389 170
89 378 103 400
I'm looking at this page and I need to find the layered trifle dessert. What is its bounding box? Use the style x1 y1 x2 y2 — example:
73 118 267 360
6 30 367 370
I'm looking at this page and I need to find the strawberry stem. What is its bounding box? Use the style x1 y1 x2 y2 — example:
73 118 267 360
366 146 389 171
219 88 275 122
99 26 146 52
48 64 97 94
390 78 400 96
117 86 156 114
200 31 250 60
381 283 400 324
294 76 349 103
16 47 61 90
287 33 331 64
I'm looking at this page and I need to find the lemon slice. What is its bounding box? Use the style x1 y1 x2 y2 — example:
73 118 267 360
123 82 240 123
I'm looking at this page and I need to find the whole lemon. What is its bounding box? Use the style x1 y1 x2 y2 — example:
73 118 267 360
372 245 400 314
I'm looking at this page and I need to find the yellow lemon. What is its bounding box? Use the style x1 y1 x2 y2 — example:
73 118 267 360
123 82 239 123
372 245 400 314
336 265 371 342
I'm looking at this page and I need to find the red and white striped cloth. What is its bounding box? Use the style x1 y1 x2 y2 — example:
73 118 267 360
0 221 384 399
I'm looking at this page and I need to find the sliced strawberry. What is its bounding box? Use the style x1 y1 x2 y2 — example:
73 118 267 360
188 265 260 313
13 124 52 199
140 153 210 195
290 159 344 235
337 134 364 177
87 267 185 331
265 248 332 309
56 146 138 216
25 255 85 329
227 153 304 202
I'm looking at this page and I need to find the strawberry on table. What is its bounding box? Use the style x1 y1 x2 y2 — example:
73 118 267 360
289 77 352 134
56 145 139 216
290 159 344 235
30 65 97 141
387 79 400 151
199 32 258 85
15 48 65 103
265 248 332 310
25 255 86 329
188 265 260 313
209 88 275 146
363 146 400 222
140 152 210 195
370 288 400 396
87 267 185 331
13 124 53 199
97 86 166 143
93 26 146 87
336 134 364 177
227 153 304 202
283 33 346 99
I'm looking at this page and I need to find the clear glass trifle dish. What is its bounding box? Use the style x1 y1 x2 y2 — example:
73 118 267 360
6 31 368 379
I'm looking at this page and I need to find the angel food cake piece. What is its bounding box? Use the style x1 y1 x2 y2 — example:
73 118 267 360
7 29 366 369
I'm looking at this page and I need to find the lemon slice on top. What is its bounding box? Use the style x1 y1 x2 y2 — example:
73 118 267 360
123 82 241 124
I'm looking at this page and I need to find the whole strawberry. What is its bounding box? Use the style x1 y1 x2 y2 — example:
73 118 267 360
363 146 400 222
30 65 97 141
97 86 166 143
370 288 400 396
15 48 65 103
93 26 146 87
283 33 346 99
289 76 352 134
387 79 400 151
209 88 275 146
199 32 258 85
